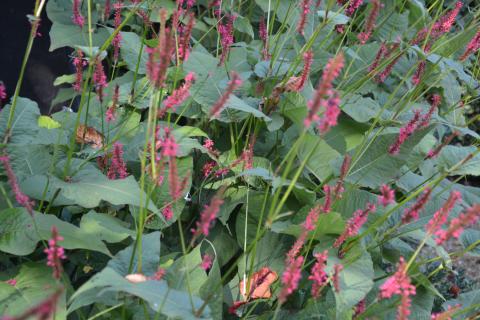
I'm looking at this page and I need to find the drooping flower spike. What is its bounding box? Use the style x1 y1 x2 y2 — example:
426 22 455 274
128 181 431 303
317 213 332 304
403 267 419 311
427 131 459 159
434 204 479 245
388 110 422 155
297 0 311 35
460 28 480 61
191 190 225 240
0 155 35 215
112 1 123 63
378 184 395 207
425 191 462 235
402 188 432 223
308 250 328 298
107 142 128 180
72 0 85 28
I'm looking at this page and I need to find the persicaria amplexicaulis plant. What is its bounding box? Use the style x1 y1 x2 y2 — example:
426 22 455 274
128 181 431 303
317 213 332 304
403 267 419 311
1 0 480 319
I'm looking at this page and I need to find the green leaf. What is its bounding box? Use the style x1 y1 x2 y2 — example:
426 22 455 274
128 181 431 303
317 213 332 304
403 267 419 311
234 16 254 38
0 263 66 318
79 210 136 243
0 98 40 145
459 229 480 256
119 30 148 74
70 267 210 319
297 133 340 182
436 145 480 176
21 165 160 216
0 208 110 256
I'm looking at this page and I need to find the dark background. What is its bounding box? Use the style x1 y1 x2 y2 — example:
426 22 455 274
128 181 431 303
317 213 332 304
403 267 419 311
0 1 72 113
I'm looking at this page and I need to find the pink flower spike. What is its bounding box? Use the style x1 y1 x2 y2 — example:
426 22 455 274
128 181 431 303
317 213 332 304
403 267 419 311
279 255 304 303
6 278 17 286
209 72 242 118
297 0 312 35
150 268 166 281
93 58 108 102
72 0 85 28
434 204 480 245
402 188 432 223
419 94 441 128
146 10 175 89
112 1 123 63
357 0 381 44
0 155 35 215
162 205 173 221
303 205 322 231
259 18 270 59
201 254 213 271
308 250 328 298
304 53 344 131
73 50 86 92
354 299 367 317
322 185 332 213
294 50 313 91
334 203 376 248
388 110 422 155
178 13 195 62
106 85 120 122
44 226 67 280
426 191 462 235
379 257 416 320
345 0 363 16
412 60 426 85
0 82 6 101
104 0 111 20
378 184 395 207
107 142 128 180
332 264 343 292
202 161 216 178
160 72 196 116
460 28 480 61
218 13 236 65
191 193 224 238
427 131 460 160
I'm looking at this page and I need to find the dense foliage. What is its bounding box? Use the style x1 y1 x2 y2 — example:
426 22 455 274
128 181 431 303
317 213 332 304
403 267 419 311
1 0 480 319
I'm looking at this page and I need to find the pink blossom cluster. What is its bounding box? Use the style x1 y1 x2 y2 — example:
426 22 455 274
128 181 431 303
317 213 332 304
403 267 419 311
297 0 311 35
1 290 62 320
425 191 462 235
191 193 224 238
460 28 480 61
419 94 441 128
308 250 328 298
104 0 111 20
162 204 173 221
201 254 213 271
0 82 6 102
304 53 344 134
402 188 432 223
358 0 381 44
345 0 363 16
334 203 376 248
107 142 128 180
434 204 479 245
431 304 461 320
379 257 416 320
72 0 85 28
209 72 242 118
44 226 67 280
279 255 304 303
0 155 34 215
378 184 395 207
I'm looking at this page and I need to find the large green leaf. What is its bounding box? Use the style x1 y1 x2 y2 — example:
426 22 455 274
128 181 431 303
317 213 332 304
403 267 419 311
297 133 340 182
21 167 160 215
79 210 136 243
0 263 66 318
0 208 110 256
119 31 148 74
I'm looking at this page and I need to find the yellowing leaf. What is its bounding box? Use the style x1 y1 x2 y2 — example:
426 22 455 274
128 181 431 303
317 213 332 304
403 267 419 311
38 115 61 129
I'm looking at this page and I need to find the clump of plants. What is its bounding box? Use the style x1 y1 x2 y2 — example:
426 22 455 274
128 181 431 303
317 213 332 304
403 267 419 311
1 0 480 319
